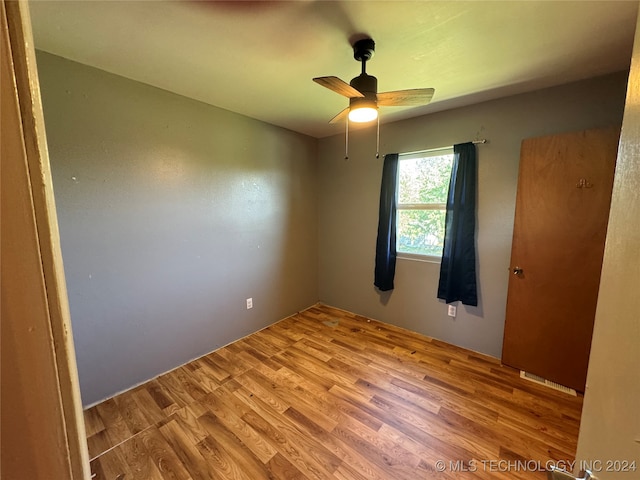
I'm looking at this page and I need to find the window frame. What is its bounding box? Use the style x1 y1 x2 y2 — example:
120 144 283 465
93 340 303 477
395 147 454 263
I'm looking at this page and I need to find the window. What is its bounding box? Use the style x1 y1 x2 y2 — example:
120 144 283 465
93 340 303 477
397 147 454 259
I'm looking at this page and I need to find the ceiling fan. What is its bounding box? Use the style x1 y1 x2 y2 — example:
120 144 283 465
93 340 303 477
313 38 435 124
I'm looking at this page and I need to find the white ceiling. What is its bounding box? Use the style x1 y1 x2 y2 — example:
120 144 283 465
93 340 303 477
29 1 638 139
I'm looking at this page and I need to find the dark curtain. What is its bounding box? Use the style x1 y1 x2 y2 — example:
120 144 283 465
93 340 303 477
374 153 399 291
437 142 478 306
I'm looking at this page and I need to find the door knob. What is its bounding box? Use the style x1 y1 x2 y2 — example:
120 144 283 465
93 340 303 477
512 266 523 275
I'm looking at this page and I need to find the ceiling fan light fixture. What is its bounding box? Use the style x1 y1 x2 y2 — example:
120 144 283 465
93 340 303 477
348 96 378 122
349 106 378 123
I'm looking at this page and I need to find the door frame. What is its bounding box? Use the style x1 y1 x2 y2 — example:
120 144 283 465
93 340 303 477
1 0 90 478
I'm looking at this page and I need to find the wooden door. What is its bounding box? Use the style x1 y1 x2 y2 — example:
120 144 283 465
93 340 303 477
502 126 619 392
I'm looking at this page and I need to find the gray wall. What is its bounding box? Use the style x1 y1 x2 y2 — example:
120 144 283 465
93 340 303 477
37 52 318 407
38 48 629 407
317 72 628 358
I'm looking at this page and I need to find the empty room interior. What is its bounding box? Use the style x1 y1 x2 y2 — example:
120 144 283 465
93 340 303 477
3 1 640 480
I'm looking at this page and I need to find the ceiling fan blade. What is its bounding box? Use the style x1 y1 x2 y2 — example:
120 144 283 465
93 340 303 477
329 107 349 124
377 88 435 106
313 76 365 98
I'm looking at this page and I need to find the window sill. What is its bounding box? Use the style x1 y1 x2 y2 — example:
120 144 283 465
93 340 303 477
396 252 442 264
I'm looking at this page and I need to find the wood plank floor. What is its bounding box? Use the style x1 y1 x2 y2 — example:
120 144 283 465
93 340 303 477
85 304 583 480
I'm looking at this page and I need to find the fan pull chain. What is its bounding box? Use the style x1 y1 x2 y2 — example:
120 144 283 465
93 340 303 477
345 117 349 160
376 114 380 159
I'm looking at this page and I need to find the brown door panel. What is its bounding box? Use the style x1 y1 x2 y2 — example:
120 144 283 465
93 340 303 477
502 126 619 392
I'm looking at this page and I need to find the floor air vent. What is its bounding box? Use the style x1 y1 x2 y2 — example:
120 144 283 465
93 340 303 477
520 371 577 396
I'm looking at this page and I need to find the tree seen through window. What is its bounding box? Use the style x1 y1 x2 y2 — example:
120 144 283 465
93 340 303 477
397 150 453 258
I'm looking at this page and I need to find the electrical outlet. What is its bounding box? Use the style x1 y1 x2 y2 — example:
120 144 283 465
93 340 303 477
246 298 253 309
447 305 456 317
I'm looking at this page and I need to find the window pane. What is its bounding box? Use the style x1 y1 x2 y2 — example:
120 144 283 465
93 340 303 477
398 155 453 204
397 209 446 257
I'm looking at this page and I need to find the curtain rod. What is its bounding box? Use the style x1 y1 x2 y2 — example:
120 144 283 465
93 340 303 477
399 139 487 157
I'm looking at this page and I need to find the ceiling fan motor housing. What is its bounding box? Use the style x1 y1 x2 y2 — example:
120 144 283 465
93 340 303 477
350 73 377 95
349 73 378 110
